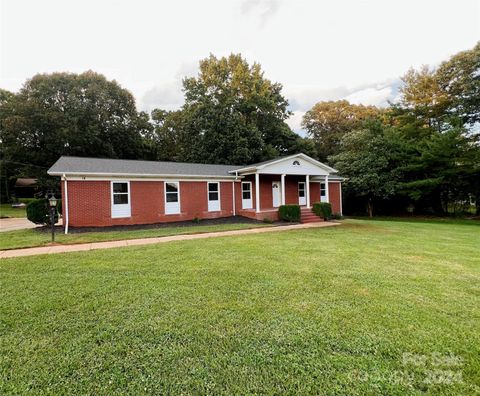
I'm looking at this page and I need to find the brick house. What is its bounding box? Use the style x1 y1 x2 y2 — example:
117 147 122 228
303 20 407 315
48 153 343 233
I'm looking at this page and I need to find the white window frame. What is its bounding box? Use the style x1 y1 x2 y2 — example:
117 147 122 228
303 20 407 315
207 182 221 212
242 181 252 209
111 180 131 218
164 181 181 214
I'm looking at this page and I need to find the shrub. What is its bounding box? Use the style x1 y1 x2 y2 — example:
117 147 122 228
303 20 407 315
330 213 343 220
262 217 274 224
313 202 332 220
26 198 59 225
278 204 300 222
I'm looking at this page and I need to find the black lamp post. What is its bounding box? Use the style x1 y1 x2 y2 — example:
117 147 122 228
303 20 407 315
48 195 57 242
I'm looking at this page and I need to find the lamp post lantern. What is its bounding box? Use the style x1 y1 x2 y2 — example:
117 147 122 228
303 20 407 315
48 195 57 242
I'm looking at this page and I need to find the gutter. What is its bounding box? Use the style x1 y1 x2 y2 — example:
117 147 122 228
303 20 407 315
62 174 69 234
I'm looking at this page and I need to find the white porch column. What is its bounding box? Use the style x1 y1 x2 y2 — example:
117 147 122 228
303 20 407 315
281 174 286 205
325 175 329 203
255 173 260 213
306 174 311 208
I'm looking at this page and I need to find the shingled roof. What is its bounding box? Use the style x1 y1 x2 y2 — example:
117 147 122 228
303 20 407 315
48 156 240 178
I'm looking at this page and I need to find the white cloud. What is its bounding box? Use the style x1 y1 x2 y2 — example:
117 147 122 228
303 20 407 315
343 84 395 107
285 110 306 136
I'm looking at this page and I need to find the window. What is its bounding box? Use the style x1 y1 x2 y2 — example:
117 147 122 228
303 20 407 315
208 182 219 201
111 181 131 218
320 183 326 197
242 182 251 199
113 182 129 204
165 182 179 202
293 160 300 166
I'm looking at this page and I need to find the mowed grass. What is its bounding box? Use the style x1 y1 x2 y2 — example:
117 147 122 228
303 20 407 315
0 203 27 218
0 222 272 250
0 219 479 395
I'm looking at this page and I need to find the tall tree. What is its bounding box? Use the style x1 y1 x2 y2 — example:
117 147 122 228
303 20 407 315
0 71 147 198
177 53 298 164
436 42 480 126
302 100 382 162
330 120 404 217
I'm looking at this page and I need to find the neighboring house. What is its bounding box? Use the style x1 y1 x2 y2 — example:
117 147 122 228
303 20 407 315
14 178 37 198
48 153 343 232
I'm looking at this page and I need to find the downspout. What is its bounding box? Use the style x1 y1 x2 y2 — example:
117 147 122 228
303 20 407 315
63 174 69 234
232 171 238 216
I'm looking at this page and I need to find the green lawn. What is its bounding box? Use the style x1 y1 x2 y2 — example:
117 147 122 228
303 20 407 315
1 219 479 394
0 202 29 218
0 222 272 250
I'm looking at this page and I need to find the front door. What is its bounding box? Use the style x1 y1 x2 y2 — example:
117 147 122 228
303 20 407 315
242 182 252 209
272 181 281 207
298 181 306 206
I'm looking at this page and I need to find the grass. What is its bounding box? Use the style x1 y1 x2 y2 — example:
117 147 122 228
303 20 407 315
0 218 479 394
0 221 272 250
0 198 33 218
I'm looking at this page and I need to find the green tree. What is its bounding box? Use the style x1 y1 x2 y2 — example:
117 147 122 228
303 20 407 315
177 53 299 164
436 42 480 126
330 120 403 217
302 100 383 162
0 71 147 199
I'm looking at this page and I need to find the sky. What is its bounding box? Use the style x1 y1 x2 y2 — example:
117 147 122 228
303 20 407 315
1 0 479 134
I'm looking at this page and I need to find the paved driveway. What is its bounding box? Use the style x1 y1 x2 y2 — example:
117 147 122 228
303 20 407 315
0 218 40 232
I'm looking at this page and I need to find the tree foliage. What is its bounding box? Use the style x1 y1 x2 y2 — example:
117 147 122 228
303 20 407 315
175 53 311 164
0 72 149 199
302 100 382 162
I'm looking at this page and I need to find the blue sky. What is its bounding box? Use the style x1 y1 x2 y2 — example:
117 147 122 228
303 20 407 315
1 0 478 134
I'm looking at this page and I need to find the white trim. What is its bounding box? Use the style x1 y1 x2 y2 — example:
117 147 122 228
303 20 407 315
111 180 131 218
207 181 221 212
232 181 236 216
164 181 181 214
281 174 286 205
230 153 337 174
53 175 238 182
325 175 330 203
48 171 238 180
306 175 310 208
63 174 69 234
241 181 253 209
255 173 260 213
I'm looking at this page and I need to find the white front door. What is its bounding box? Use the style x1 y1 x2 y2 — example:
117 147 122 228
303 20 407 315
320 182 328 202
272 181 281 207
298 182 306 206
207 182 221 212
242 182 252 209
165 181 180 214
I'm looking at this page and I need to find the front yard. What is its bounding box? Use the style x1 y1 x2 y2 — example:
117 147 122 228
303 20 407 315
0 219 479 394
0 220 272 250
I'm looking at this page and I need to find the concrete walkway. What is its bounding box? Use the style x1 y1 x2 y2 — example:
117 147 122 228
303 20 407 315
0 218 63 232
0 218 39 232
0 221 340 259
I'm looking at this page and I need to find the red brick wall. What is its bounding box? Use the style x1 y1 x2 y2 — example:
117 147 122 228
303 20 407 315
62 178 342 228
328 182 342 214
64 180 235 228
310 182 321 204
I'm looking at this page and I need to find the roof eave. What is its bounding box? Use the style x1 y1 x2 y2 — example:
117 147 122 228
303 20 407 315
48 171 238 179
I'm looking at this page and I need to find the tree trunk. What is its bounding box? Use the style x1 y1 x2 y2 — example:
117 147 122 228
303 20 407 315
367 198 373 218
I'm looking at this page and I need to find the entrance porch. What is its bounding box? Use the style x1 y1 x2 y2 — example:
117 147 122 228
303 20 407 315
236 174 330 222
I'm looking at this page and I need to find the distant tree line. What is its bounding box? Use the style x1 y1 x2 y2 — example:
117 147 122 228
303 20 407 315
302 43 479 216
1 45 478 216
